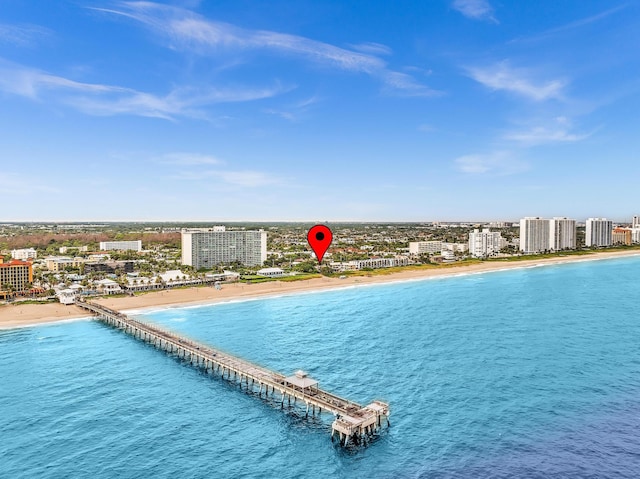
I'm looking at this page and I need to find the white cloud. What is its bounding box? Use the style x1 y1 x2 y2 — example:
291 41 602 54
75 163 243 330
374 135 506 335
262 95 321 122
0 172 61 195
466 61 566 101
454 151 528 175
214 170 280 187
349 42 393 56
510 4 628 44
0 23 51 46
504 117 591 145
0 59 287 119
94 2 438 97
452 0 497 23
264 109 297 121
382 71 440 97
160 152 222 165
172 168 282 187
504 126 588 145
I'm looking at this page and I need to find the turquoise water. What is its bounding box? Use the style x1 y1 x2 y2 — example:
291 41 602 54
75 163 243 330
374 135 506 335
2 257 640 478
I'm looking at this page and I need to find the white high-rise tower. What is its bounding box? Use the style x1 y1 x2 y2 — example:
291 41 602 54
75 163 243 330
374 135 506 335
585 218 612 247
181 227 267 269
519 217 550 253
549 217 576 251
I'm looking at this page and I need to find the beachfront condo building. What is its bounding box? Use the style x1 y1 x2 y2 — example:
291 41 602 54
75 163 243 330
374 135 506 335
99 240 142 252
585 218 613 247
549 217 577 251
519 217 551 253
612 228 632 245
633 216 640 228
181 227 267 269
468 228 503 257
408 241 442 255
0 256 33 293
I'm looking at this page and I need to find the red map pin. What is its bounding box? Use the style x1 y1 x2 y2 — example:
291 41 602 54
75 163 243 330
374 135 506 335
307 225 333 264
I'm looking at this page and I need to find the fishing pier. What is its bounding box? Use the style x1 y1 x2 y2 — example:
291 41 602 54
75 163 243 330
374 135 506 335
76 299 389 446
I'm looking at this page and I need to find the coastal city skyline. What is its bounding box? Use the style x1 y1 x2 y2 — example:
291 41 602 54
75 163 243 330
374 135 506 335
2 1 639 221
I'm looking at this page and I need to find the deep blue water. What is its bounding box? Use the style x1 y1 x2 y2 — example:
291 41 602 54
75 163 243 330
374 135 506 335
2 257 640 478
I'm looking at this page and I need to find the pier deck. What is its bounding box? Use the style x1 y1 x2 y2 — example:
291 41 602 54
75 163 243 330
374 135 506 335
76 299 389 446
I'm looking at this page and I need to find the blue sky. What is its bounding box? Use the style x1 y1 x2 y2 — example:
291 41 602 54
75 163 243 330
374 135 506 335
1 0 639 222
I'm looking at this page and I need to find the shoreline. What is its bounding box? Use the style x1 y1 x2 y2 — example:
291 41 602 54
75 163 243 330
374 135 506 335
1 249 638 330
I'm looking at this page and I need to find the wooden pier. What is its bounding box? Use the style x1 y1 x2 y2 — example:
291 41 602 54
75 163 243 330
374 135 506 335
76 299 389 446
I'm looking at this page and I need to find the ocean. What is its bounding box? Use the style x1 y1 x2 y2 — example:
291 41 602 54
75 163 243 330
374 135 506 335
2 256 640 478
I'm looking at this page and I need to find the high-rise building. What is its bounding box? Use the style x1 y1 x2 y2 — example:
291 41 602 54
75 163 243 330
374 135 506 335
0 256 33 294
181 227 267 269
99 240 142 252
468 228 503 257
632 216 640 228
585 218 612 247
549 217 576 251
519 217 550 253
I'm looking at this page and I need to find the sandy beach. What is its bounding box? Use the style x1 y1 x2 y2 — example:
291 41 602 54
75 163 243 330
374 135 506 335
1 249 638 330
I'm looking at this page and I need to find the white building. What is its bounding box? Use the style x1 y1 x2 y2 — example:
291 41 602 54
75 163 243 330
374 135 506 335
99 240 142 252
408 241 442 255
59 246 88 254
585 218 613 247
440 250 456 262
632 228 640 244
519 217 550 253
57 288 77 305
94 278 122 295
442 242 469 253
181 227 267 269
10 248 37 260
633 216 640 229
257 267 285 277
329 257 410 272
549 217 576 251
468 229 503 258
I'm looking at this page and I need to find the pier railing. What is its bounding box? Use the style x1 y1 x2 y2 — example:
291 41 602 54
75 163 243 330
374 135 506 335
76 299 389 446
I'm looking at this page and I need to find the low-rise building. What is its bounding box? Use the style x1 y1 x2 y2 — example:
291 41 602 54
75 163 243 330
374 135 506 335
330 257 410 272
441 242 469 253
59 246 88 254
257 267 285 277
612 228 632 245
99 240 142 252
57 289 77 305
84 261 134 275
45 256 84 272
205 271 240 282
94 279 122 295
11 248 37 260
409 241 442 255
